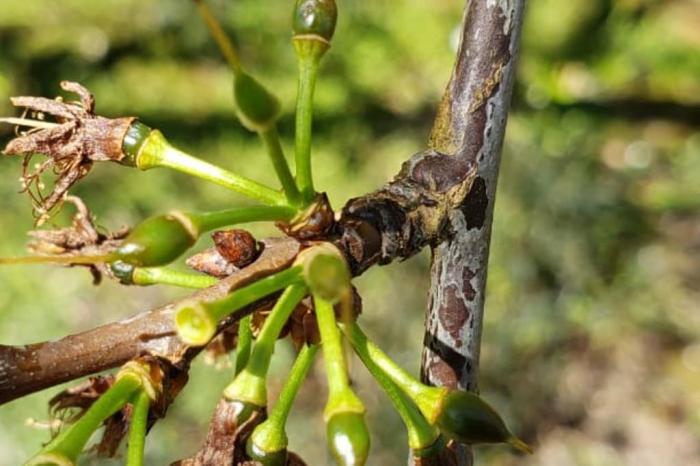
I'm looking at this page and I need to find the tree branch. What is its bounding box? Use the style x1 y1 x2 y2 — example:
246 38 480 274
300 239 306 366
420 1 525 464
1 9 525 466
0 238 299 404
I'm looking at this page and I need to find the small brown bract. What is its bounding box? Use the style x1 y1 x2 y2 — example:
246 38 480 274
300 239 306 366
212 229 260 268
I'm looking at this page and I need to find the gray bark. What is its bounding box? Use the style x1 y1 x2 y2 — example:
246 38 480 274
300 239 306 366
419 0 526 464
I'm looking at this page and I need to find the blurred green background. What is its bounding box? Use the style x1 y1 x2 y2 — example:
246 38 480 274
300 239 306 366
1 0 699 464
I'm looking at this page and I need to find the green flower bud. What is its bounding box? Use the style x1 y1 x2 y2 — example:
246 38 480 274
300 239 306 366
246 439 287 466
326 412 370 466
435 390 531 453
116 213 197 267
233 71 281 132
293 0 338 42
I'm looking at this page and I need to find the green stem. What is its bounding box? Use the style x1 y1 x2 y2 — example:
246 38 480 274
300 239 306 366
350 329 439 451
250 344 319 453
193 0 242 72
294 54 321 203
235 315 253 376
223 283 307 406
342 322 446 423
27 372 143 464
314 295 365 422
259 127 301 206
126 389 150 466
175 266 303 346
314 296 349 395
188 205 296 232
268 344 318 426
132 267 218 289
136 129 287 206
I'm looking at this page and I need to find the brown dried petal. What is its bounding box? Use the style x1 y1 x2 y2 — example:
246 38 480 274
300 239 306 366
96 408 130 458
276 192 335 240
3 81 135 216
22 196 128 283
49 375 115 422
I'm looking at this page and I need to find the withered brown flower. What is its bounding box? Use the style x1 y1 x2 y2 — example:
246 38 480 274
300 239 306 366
2 81 134 222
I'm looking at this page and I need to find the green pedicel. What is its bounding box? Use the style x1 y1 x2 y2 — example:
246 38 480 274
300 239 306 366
314 295 370 466
246 344 319 466
175 266 303 346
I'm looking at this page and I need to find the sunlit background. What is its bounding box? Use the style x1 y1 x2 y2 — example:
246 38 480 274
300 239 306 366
1 0 699 464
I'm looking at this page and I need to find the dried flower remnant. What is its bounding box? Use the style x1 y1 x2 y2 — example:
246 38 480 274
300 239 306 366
49 375 116 424
1 81 135 222
17 196 129 283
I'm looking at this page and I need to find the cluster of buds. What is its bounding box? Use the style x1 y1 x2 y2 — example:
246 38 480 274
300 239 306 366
0 1 531 465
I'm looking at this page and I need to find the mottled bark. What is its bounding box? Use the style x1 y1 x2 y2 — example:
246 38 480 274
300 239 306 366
420 1 525 464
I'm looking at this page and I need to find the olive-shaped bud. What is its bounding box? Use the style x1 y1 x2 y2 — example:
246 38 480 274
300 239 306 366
246 439 287 466
116 213 197 267
293 0 337 42
233 71 281 132
326 412 370 466
435 391 531 453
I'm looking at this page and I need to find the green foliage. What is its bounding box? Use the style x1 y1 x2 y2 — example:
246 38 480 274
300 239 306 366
1 0 699 464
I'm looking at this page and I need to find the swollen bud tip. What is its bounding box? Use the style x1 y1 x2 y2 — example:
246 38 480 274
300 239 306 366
116 213 197 267
246 439 288 466
436 390 530 453
110 261 134 284
233 71 281 132
293 0 338 42
326 412 370 466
